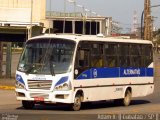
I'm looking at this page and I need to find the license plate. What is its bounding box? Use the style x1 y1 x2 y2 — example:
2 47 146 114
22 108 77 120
34 97 44 102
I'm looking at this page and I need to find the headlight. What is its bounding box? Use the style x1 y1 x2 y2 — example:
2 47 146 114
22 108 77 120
15 81 25 89
55 82 71 91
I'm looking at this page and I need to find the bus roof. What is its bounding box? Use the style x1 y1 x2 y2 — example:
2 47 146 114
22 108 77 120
29 34 153 45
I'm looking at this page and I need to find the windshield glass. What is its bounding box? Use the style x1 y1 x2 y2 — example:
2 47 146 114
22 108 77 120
17 38 76 75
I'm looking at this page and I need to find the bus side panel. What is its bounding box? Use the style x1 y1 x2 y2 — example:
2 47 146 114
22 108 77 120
73 77 154 102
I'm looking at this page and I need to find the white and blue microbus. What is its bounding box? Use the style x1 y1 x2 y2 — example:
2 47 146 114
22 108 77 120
15 34 154 111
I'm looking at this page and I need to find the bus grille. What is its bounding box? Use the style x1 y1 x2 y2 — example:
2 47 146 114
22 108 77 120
30 93 49 99
28 80 52 90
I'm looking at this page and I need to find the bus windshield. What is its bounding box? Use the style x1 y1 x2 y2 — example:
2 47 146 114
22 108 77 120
17 38 76 75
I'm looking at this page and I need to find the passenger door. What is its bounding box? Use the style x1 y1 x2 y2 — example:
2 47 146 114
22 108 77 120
74 41 91 79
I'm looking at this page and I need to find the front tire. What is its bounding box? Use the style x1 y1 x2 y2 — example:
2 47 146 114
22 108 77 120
22 100 35 109
71 95 82 111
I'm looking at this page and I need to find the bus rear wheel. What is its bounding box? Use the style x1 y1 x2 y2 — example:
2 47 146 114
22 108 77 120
114 89 132 106
123 89 132 106
22 100 35 109
71 95 82 111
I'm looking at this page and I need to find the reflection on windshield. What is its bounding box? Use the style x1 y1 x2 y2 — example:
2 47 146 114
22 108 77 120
18 38 75 75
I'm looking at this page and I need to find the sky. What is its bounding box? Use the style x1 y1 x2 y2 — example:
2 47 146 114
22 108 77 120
46 0 160 33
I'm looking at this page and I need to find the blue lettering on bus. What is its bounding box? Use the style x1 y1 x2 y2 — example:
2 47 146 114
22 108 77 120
76 70 92 79
120 68 146 77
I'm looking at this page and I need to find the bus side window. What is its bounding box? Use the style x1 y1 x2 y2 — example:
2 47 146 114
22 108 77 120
105 44 118 67
91 43 104 67
79 50 85 67
119 44 129 67
144 45 153 67
76 49 90 67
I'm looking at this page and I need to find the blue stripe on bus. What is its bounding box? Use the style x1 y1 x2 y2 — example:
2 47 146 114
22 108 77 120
16 74 25 85
147 68 154 76
76 67 153 80
55 76 68 86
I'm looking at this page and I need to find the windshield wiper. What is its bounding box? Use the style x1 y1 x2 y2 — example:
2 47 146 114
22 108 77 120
50 61 55 76
26 63 43 74
26 63 36 74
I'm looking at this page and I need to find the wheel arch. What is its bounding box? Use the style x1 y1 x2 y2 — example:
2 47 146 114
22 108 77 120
73 89 84 102
123 86 132 97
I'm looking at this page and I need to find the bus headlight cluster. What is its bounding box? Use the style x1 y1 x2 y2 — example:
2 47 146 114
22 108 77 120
15 81 25 89
55 82 71 91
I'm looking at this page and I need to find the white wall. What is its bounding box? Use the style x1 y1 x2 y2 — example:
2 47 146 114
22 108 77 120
0 8 31 22
0 0 46 23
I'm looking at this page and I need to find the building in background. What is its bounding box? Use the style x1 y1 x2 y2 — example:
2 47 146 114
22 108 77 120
0 0 46 41
0 0 46 24
46 11 112 36
0 0 113 42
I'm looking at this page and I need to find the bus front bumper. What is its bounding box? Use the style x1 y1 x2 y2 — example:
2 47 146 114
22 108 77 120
15 89 74 104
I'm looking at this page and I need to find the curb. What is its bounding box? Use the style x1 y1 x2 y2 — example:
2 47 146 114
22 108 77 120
0 86 15 90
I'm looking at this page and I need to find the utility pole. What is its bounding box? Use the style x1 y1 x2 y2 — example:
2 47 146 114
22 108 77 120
28 0 33 39
6 42 12 78
132 11 138 37
0 42 3 78
132 11 138 33
144 0 153 40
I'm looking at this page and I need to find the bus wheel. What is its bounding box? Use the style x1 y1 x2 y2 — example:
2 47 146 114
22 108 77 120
71 95 82 111
123 89 132 106
22 100 35 109
114 89 132 106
